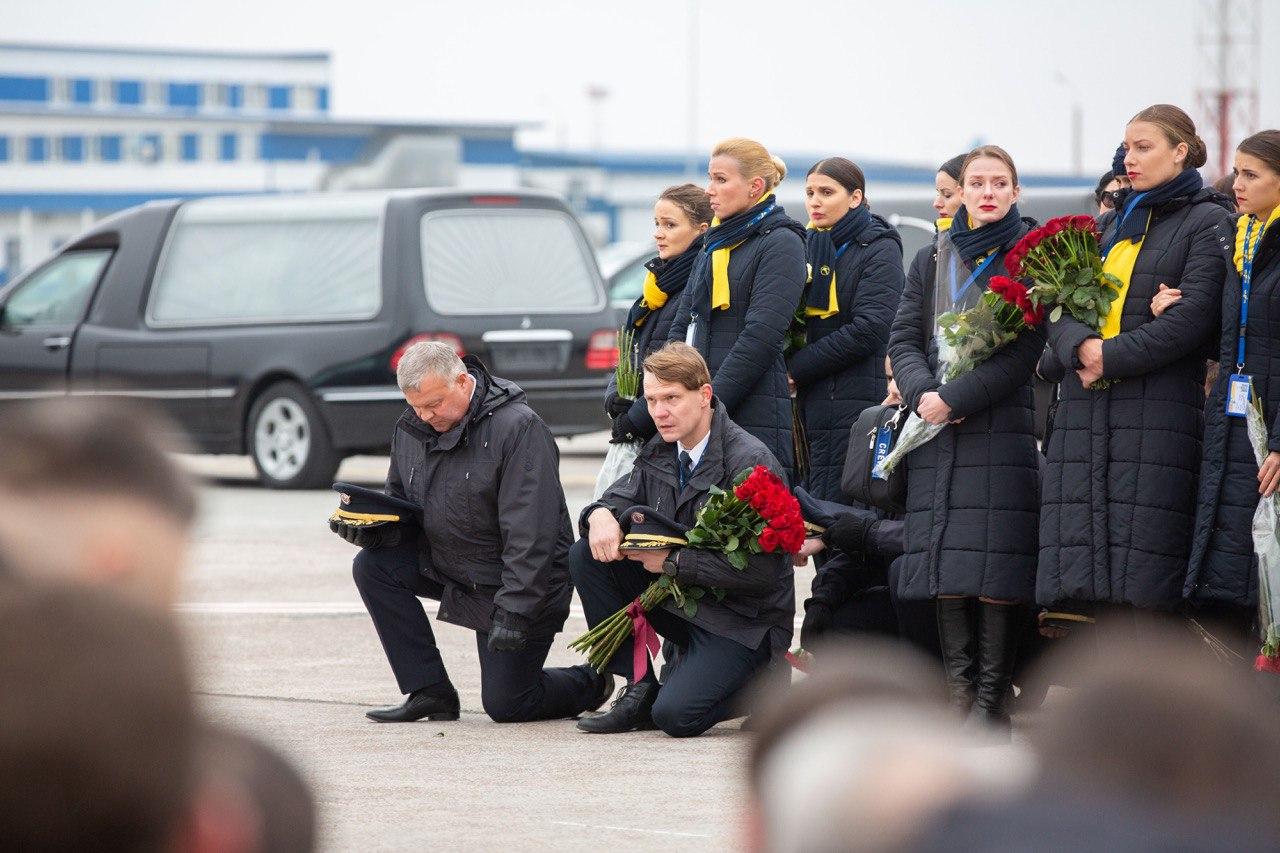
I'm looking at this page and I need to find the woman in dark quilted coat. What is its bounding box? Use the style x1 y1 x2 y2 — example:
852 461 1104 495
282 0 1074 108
790 157 904 501
668 137 807 481
1039 105 1234 620
606 184 712 443
1186 130 1280 641
889 146 1044 734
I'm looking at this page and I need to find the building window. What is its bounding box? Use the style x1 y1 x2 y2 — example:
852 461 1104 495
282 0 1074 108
112 79 142 106
72 78 95 104
267 85 291 110
219 133 238 162
58 136 85 162
0 136 8 162
316 86 329 111
227 84 244 109
167 83 201 109
26 137 47 162
137 133 162 163
97 135 122 162
0 76 50 103
180 133 200 161
245 86 266 110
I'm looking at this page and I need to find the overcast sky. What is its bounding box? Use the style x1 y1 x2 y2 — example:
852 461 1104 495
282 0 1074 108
6 0 1279 175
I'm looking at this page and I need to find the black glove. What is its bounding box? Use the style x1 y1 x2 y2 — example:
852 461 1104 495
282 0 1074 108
822 512 875 557
605 392 634 420
328 519 404 550
487 608 528 652
610 411 640 444
800 600 833 651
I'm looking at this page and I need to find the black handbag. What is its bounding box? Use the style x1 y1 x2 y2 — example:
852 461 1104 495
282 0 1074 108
841 403 908 514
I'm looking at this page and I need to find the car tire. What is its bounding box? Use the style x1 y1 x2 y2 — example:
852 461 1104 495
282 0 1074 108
247 381 341 490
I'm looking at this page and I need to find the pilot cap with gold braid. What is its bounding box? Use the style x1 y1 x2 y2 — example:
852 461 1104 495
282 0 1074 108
619 504 689 552
329 482 421 528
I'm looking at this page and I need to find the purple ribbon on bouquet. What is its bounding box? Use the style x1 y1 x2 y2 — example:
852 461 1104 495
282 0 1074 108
625 598 660 683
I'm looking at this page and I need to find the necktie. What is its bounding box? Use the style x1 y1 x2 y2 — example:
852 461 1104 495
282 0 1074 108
678 450 694 490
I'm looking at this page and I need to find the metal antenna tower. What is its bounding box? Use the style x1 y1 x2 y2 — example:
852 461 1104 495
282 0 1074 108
1196 0 1260 178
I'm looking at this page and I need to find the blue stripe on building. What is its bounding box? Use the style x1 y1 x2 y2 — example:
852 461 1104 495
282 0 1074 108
258 132 365 162
268 86 291 110
0 137 7 161
0 191 261 213
0 75 49 102
461 137 519 165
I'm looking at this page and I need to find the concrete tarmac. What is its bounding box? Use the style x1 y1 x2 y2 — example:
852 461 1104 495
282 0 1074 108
178 433 812 852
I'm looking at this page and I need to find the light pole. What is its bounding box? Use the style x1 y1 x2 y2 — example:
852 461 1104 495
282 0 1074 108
687 0 699 176
586 85 610 151
1053 70 1084 176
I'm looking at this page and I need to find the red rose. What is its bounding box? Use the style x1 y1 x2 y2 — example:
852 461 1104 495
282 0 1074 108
1070 215 1097 233
1004 248 1025 276
758 527 780 553
1022 305 1045 326
1256 654 1280 675
1043 219 1065 237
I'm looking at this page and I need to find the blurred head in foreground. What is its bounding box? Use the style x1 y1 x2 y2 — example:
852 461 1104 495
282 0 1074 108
0 398 197 605
0 581 196 851
745 640 1033 853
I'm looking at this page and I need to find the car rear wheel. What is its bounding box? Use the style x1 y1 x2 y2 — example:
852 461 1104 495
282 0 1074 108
248 381 340 489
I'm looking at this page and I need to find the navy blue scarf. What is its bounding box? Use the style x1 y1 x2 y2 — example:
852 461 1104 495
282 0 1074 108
626 240 701 329
1105 167 1203 252
947 204 1024 264
692 196 802 317
805 203 871 313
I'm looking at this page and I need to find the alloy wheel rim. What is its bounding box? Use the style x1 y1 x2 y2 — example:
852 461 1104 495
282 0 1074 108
254 398 311 481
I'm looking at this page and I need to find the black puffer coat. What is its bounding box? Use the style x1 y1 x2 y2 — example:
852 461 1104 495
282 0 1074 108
386 357 574 636
1187 218 1280 609
791 214 904 501
668 224 807 481
1038 189 1234 610
606 246 699 441
889 227 1045 603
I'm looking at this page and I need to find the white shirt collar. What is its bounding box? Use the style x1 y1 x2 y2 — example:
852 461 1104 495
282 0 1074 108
677 429 711 470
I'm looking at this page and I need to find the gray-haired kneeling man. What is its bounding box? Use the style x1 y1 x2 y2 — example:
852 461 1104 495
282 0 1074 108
337 341 612 723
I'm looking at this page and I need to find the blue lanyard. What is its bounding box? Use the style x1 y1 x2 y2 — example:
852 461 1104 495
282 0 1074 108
834 241 851 261
1237 217 1260 371
948 252 998 303
706 200 776 253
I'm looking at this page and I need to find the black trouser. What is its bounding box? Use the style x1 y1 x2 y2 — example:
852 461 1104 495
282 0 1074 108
568 539 771 738
352 544 599 723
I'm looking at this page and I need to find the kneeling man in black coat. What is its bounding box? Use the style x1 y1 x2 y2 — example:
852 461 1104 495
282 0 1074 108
574 342 795 737
335 341 612 724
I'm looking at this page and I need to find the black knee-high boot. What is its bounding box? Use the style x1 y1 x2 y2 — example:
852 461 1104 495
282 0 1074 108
936 597 977 712
974 601 1022 733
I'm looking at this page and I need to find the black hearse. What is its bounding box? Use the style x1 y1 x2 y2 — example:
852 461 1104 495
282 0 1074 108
0 189 617 488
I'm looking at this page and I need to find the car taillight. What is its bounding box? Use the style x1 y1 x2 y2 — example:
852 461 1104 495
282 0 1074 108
586 329 619 370
390 333 466 372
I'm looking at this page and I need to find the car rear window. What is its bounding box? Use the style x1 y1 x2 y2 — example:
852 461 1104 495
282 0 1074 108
420 208 603 314
148 195 383 326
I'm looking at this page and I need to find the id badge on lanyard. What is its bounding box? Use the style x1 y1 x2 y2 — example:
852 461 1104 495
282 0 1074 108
1227 219 1260 418
870 408 903 481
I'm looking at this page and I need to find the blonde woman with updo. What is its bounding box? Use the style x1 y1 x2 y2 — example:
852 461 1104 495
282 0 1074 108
668 138 807 480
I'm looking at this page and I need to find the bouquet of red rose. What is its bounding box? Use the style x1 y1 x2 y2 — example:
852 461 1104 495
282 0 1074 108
1005 215 1122 389
570 465 805 677
873 233 1036 479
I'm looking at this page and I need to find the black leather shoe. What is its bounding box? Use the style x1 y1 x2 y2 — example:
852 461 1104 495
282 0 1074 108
576 680 658 733
971 601 1022 738
365 684 460 723
584 669 617 715
937 598 978 713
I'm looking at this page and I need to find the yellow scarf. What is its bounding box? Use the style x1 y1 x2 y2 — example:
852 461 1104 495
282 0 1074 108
803 221 840 319
936 216 954 232
634 271 668 326
1234 206 1280 274
710 192 773 311
1099 210 1150 339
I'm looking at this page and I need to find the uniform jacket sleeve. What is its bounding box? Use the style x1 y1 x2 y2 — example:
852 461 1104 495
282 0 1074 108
788 238 905 386
1101 212 1231 379
492 417 569 620
888 249 941 412
709 230 806 414
937 324 1046 421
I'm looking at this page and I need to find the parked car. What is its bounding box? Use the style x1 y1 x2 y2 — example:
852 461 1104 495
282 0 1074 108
596 240 653 326
0 188 616 488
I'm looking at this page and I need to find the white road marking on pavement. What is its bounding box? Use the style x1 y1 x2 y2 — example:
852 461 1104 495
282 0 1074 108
548 821 713 839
